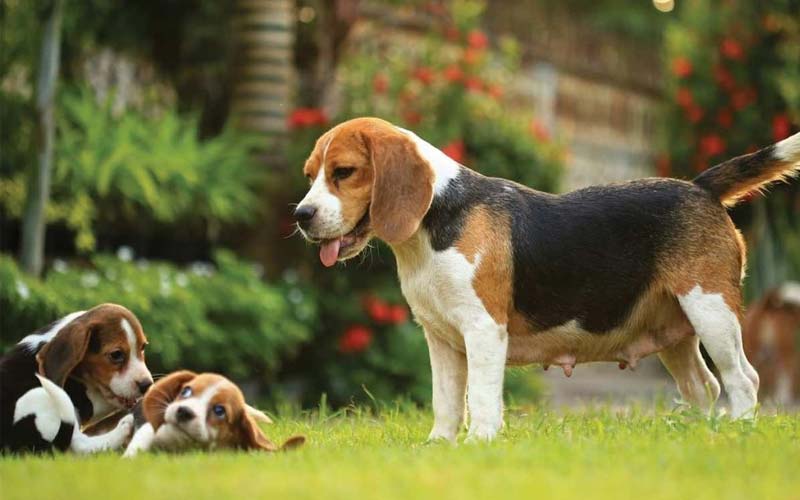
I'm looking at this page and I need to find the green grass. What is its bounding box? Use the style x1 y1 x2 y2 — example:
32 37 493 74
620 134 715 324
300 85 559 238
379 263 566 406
1 406 799 500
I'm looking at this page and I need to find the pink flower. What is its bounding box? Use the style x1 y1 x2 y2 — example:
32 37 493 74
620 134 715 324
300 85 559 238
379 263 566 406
671 57 693 78
772 113 792 141
720 38 744 61
288 108 328 129
467 30 488 50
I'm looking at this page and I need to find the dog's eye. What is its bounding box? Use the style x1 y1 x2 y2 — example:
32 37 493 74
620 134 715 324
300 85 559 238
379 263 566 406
108 350 125 364
332 167 355 181
180 386 193 398
212 404 226 419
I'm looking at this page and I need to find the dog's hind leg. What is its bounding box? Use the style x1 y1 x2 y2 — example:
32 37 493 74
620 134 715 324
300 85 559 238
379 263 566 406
71 414 134 454
658 335 720 412
678 286 758 418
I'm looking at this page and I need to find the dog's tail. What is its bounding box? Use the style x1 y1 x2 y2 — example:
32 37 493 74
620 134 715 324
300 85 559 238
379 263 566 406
35 374 77 425
693 132 800 206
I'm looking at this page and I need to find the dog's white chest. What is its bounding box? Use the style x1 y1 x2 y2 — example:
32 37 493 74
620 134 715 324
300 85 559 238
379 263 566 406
395 234 493 350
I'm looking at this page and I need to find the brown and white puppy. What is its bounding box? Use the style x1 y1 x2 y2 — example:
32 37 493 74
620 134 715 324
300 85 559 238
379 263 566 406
123 371 304 456
743 282 800 405
0 304 153 453
294 117 800 441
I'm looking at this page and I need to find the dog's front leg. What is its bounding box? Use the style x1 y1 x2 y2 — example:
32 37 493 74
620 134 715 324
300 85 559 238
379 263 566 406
71 414 134 454
425 328 467 442
123 422 155 458
463 322 508 442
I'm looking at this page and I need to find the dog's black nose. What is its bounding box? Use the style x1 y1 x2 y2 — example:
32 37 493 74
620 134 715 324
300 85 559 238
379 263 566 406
137 379 153 395
293 205 317 226
176 406 195 422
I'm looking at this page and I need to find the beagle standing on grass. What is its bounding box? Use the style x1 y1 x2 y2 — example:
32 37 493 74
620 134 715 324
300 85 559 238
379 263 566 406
0 304 153 453
294 117 800 442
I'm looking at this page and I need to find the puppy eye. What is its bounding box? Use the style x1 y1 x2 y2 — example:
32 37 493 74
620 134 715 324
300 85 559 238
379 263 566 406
212 404 226 418
180 386 193 398
332 167 355 181
108 350 125 364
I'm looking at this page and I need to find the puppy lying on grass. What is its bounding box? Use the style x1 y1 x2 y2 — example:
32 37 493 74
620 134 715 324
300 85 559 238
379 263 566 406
124 371 304 457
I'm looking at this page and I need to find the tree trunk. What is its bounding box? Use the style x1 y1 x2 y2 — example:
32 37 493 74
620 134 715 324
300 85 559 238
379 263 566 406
230 0 295 138
20 0 64 276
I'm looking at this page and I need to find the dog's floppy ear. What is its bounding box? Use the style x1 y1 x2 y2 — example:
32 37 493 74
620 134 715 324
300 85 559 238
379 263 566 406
143 370 196 430
238 411 279 452
245 404 273 424
364 131 434 244
36 315 94 387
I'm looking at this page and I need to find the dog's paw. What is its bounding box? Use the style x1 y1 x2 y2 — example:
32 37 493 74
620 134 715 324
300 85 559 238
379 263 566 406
426 429 457 444
115 414 135 438
464 422 500 443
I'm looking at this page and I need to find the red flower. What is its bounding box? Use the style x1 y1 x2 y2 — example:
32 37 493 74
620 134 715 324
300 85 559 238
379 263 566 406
288 108 328 129
676 88 694 108
467 30 489 50
772 113 792 141
686 105 704 124
339 325 373 354
464 47 482 65
373 73 389 94
364 296 392 322
700 134 726 157
412 66 434 85
717 108 734 128
402 110 422 125
443 65 464 83
732 87 756 110
464 76 483 93
713 65 736 92
441 139 465 163
388 305 409 324
444 25 460 42
656 155 671 177
487 84 504 99
671 57 693 78
720 38 744 60
529 119 550 142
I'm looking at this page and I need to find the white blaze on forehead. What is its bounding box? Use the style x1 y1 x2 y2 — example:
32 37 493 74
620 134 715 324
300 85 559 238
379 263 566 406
109 318 152 399
19 310 86 351
397 127 459 195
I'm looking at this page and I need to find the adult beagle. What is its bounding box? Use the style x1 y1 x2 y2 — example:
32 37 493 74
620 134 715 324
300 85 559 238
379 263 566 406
124 371 304 456
294 117 800 441
0 304 153 453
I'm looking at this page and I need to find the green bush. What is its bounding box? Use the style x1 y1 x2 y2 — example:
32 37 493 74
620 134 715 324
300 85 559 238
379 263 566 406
0 87 264 252
0 251 315 381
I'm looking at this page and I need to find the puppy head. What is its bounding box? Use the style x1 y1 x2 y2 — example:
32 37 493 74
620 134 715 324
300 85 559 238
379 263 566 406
37 304 153 410
294 117 434 266
142 371 295 451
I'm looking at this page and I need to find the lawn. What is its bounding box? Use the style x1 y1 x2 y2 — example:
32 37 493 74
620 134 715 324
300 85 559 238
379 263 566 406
1 405 798 500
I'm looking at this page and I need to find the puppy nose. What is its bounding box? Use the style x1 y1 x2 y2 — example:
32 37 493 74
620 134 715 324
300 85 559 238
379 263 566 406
176 406 195 422
293 205 317 226
137 379 153 395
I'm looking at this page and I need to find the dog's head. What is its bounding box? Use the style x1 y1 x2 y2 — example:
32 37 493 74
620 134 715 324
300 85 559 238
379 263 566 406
142 371 303 451
36 304 153 410
294 117 435 266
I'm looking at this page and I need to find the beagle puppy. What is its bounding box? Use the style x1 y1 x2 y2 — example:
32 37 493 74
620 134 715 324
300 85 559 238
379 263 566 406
743 282 800 405
0 304 153 453
124 371 304 457
294 117 800 441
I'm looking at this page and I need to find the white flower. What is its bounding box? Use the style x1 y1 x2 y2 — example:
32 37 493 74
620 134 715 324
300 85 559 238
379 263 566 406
117 246 134 262
159 278 172 296
189 262 214 277
136 259 150 270
122 281 134 293
282 268 299 285
175 273 189 287
53 259 68 273
81 272 100 288
288 288 304 304
15 279 30 299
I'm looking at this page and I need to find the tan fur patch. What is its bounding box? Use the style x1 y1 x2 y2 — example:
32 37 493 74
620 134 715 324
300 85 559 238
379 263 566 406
455 207 512 325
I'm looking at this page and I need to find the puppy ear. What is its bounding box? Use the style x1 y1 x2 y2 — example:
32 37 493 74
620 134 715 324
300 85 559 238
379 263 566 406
280 435 306 451
245 404 273 424
365 131 434 244
36 315 94 387
239 412 278 452
143 370 196 430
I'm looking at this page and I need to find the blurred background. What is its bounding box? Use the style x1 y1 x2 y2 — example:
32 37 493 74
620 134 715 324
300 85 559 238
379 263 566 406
1 0 798 409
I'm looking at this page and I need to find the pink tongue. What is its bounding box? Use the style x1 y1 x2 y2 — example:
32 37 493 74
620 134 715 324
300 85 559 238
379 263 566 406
319 238 341 267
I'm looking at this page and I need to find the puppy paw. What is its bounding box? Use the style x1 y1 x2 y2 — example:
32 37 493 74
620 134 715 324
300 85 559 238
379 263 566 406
464 422 500 443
